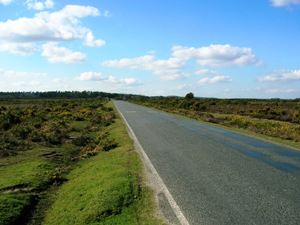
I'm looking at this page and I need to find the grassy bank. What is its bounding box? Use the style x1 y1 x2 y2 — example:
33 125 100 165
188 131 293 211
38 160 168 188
0 99 164 224
42 101 164 225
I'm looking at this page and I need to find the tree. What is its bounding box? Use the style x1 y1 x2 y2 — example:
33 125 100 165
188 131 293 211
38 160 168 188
185 92 194 99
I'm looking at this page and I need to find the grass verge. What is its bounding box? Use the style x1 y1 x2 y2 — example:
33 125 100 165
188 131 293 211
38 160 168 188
0 150 53 225
43 101 165 225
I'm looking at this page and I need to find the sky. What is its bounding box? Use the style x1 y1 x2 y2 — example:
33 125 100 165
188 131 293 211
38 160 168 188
0 0 300 98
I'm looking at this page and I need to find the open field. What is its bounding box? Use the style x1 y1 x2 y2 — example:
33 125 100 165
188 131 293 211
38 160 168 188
0 97 164 225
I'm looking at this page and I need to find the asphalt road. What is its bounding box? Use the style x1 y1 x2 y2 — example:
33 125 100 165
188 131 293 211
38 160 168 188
114 100 300 225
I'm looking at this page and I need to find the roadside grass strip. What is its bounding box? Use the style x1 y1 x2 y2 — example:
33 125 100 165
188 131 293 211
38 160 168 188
43 104 165 225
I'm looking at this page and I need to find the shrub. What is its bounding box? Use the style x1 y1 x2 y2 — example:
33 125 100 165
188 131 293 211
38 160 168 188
28 130 44 143
72 135 92 147
293 111 300 124
100 138 118 152
102 112 116 126
11 125 32 139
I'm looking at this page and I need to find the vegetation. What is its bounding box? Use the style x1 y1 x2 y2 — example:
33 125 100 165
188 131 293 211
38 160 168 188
43 102 163 224
1 90 299 224
130 95 300 145
0 96 163 225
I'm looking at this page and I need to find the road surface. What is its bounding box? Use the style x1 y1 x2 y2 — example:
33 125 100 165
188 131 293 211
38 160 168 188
114 100 300 225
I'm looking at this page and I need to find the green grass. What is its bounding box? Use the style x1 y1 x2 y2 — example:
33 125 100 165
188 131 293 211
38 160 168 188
43 102 165 225
0 159 51 191
0 149 59 225
0 194 34 225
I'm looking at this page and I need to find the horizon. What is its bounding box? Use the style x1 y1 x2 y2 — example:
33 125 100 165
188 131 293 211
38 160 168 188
1 90 300 100
1 0 300 99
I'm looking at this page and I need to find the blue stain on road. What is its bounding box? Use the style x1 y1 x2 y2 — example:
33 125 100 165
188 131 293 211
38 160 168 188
240 150 268 159
238 149 300 172
275 149 300 158
268 161 300 172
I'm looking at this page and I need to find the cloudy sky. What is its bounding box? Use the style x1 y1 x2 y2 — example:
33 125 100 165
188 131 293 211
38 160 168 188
0 0 300 98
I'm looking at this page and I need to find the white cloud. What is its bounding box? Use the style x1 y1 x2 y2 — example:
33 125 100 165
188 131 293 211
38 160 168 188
0 4 105 54
103 55 155 69
0 68 47 77
103 55 185 80
76 72 105 81
195 69 220 76
0 0 13 5
198 75 232 85
104 45 259 69
259 70 300 82
41 42 86 63
122 78 139 85
26 0 55 10
0 43 37 55
84 32 105 47
103 44 260 80
76 72 141 86
270 0 300 7
172 45 260 67
0 5 99 42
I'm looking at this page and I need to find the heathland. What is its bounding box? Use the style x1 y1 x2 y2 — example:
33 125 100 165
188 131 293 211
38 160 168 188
0 93 164 225
0 91 299 224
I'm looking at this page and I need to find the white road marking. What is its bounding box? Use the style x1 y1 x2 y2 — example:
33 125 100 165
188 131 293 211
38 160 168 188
115 102 190 225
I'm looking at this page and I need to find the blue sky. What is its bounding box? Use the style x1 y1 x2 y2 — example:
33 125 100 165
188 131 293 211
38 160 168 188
0 0 300 98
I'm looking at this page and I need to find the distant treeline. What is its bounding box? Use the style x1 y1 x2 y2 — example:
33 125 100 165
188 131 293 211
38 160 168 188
0 91 140 99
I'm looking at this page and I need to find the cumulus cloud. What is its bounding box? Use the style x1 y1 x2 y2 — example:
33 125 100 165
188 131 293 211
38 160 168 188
103 54 185 80
0 43 37 55
76 72 106 81
103 44 259 80
26 0 54 10
0 5 99 42
198 75 232 85
0 0 13 5
41 42 86 63
259 70 300 82
122 78 140 85
84 32 105 47
0 4 105 55
104 45 259 70
195 69 220 76
76 72 141 86
270 0 300 7
103 55 155 69
172 45 260 67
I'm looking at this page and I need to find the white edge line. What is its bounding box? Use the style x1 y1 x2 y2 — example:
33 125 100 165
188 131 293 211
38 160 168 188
114 101 190 225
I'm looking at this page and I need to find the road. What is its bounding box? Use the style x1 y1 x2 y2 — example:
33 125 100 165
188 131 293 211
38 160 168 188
114 100 300 225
